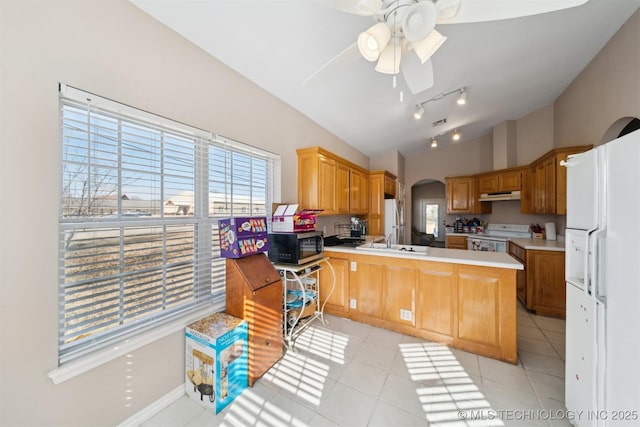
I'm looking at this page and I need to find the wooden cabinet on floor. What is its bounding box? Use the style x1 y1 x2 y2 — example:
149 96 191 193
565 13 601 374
225 254 283 386
349 255 384 319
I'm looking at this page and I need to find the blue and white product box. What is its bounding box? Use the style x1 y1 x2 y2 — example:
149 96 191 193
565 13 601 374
185 313 248 414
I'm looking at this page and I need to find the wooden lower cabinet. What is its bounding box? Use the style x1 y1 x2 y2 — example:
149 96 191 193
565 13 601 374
349 256 384 319
416 262 456 341
338 253 517 364
383 264 416 326
508 242 566 318
527 250 566 318
318 252 351 316
446 235 468 249
456 265 516 362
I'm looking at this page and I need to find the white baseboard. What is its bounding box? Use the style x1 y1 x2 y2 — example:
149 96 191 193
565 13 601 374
117 385 185 427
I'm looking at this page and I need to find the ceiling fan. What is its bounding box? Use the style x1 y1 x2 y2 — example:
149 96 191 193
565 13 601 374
304 0 588 94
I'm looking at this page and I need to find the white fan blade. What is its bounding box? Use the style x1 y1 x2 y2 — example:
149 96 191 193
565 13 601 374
304 0 382 16
303 42 362 87
401 55 434 95
436 0 589 24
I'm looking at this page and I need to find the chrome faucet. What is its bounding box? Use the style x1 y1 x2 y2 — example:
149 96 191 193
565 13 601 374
385 233 393 248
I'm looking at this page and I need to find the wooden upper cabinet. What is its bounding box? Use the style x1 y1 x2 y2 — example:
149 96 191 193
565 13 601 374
446 176 491 214
336 162 350 215
296 147 369 215
367 170 396 236
521 145 591 214
384 174 396 198
477 168 522 194
349 168 369 215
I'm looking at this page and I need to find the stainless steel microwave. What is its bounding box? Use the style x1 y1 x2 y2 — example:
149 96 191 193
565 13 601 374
267 231 324 265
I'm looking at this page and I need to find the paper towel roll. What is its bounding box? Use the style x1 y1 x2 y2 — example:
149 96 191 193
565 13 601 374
545 222 557 241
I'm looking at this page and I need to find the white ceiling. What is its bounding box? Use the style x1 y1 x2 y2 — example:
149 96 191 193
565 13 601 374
129 0 639 157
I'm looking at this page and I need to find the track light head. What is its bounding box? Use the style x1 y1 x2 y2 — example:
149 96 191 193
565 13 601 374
414 105 424 120
456 88 467 105
452 129 461 141
430 138 438 148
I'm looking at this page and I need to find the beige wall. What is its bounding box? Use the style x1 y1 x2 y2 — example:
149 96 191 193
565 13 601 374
516 104 555 165
554 9 640 147
0 1 363 425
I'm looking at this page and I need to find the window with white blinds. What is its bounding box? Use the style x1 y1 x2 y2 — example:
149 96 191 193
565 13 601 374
59 85 280 363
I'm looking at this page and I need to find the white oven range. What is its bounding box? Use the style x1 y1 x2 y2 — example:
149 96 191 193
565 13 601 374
466 224 531 252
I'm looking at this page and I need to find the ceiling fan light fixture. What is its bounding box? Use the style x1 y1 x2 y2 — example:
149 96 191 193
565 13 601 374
357 22 391 62
452 129 461 141
412 29 447 64
414 105 424 119
456 88 467 105
401 1 437 43
375 39 402 74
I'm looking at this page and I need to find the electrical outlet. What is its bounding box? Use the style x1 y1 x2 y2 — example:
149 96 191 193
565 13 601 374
400 309 412 321
350 261 357 271
350 298 357 309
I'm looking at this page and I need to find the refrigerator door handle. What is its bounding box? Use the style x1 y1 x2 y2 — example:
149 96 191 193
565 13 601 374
590 227 607 304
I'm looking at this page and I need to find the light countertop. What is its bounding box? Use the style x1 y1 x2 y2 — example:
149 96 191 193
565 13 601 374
508 238 566 252
324 245 523 270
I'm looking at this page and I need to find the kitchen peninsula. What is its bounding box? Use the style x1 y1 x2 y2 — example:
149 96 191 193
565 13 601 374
318 244 523 364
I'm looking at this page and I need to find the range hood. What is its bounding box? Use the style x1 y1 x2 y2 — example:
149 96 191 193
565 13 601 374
479 190 521 201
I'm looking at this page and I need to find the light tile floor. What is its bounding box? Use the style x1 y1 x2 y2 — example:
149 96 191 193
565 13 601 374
141 302 568 427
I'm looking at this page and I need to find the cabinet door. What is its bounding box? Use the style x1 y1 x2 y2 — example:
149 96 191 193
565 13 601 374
319 255 350 316
520 168 534 214
534 163 546 213
544 158 556 213
384 175 396 198
456 265 517 362
508 242 527 306
349 168 368 214
416 263 455 338
383 264 415 326
478 174 499 194
555 153 569 214
447 178 472 213
336 162 350 215
528 250 566 318
500 170 522 191
367 172 384 235
318 155 337 215
349 259 384 318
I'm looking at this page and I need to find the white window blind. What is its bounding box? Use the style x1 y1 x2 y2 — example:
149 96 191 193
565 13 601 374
59 85 280 363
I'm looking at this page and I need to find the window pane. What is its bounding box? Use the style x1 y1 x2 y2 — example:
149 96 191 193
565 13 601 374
425 204 439 238
59 87 278 363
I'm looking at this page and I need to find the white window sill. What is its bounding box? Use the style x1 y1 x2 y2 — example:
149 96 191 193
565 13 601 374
47 305 221 385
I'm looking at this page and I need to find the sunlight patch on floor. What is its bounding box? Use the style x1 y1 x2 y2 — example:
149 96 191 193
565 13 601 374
288 325 349 364
400 342 504 427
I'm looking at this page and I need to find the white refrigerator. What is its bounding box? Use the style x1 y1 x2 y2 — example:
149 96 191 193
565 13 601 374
564 129 640 426
384 199 404 244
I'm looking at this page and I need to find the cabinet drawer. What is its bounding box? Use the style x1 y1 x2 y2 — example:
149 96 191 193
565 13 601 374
508 242 525 262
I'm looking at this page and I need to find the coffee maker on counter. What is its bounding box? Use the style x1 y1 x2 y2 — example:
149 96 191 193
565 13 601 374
350 217 367 237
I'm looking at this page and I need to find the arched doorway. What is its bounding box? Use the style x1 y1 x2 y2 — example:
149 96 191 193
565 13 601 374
411 179 446 247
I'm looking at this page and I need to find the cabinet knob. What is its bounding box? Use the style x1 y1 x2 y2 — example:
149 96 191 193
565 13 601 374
265 277 270 283
266 341 272 347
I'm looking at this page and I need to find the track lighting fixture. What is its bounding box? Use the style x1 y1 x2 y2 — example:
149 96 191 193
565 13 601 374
456 88 467 105
413 86 466 119
430 137 438 148
452 129 461 141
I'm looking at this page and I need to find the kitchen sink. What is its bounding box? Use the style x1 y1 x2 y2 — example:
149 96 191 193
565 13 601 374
355 243 428 254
